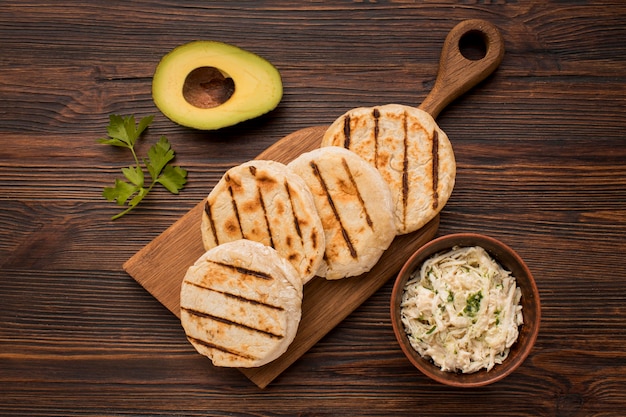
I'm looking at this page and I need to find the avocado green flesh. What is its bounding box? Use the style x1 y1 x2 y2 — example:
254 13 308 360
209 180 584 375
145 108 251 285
152 41 283 130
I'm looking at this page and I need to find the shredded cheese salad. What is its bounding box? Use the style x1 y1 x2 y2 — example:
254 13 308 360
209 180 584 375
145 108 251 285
401 246 523 373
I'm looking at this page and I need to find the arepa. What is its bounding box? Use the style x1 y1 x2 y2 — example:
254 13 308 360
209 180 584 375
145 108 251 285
321 104 456 235
180 239 303 368
201 160 325 284
288 147 396 280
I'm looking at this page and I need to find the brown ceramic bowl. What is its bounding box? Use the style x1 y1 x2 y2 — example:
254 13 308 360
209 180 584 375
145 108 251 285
390 233 540 387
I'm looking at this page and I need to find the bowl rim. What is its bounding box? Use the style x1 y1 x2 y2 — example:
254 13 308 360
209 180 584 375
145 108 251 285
390 232 541 387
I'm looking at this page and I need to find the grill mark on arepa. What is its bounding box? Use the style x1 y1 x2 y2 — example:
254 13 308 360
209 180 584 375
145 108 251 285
248 165 277 248
225 174 246 239
204 200 220 245
309 161 358 259
341 157 373 229
431 130 440 210
342 115 351 148
373 107 380 167
182 307 285 339
186 336 259 361
184 280 285 311
256 185 275 248
401 110 409 230
284 181 304 244
209 260 274 280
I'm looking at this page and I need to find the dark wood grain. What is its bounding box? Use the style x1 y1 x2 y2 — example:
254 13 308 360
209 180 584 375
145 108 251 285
2 1 626 415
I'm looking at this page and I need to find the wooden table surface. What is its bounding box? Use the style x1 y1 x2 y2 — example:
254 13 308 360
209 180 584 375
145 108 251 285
2 1 625 416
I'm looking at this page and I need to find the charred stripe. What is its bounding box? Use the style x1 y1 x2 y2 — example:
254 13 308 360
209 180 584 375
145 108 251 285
226 174 246 239
247 164 272 245
204 200 220 246
342 115 351 148
431 130 439 210
209 260 275 280
184 280 285 311
257 185 275 249
186 336 259 361
284 181 304 244
182 307 285 339
341 157 373 229
309 161 358 259
373 107 380 167
402 110 409 230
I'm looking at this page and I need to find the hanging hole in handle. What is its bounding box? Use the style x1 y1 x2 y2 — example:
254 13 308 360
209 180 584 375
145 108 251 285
459 30 488 61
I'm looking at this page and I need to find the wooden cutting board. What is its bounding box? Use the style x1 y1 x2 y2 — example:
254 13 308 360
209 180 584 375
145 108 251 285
124 19 504 388
123 124 439 388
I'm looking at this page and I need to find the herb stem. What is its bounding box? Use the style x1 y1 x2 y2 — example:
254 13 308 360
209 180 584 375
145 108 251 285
111 206 133 221
100 114 187 220
130 147 140 167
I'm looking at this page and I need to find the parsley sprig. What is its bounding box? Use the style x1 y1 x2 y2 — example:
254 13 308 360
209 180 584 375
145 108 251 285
99 114 187 220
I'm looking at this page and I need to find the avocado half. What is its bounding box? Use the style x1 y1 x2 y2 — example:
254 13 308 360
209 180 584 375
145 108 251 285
152 41 283 130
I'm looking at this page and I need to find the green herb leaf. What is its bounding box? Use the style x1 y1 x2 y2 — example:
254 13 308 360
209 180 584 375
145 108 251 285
103 179 139 206
145 136 175 181
129 186 149 207
99 114 187 220
99 115 132 148
157 165 188 194
135 115 155 138
122 165 144 188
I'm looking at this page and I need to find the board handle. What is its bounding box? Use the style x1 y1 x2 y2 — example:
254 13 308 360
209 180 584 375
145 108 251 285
419 19 504 119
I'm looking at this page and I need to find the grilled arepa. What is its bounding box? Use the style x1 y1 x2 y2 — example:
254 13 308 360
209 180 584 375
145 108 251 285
288 147 396 280
201 160 325 284
321 104 456 235
180 239 303 368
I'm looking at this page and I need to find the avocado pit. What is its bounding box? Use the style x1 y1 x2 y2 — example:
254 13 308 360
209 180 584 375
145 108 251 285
183 66 235 109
